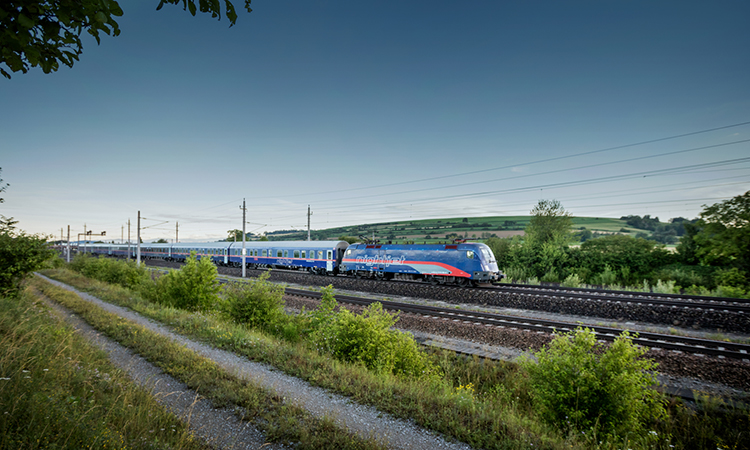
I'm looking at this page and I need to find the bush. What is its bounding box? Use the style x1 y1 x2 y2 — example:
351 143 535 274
155 252 221 311
561 273 583 288
651 279 678 294
309 287 434 378
0 230 55 296
714 267 747 289
522 327 664 438
715 285 748 299
70 254 150 290
225 271 286 330
592 265 618 286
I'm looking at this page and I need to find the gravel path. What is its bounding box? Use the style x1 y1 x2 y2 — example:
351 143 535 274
36 274 473 450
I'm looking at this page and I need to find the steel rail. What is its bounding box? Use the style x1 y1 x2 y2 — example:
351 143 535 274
494 282 750 305
486 285 750 313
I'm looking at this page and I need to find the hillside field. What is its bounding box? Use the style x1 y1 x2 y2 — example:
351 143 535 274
266 216 637 243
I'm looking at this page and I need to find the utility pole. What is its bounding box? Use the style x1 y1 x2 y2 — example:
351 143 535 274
121 225 124 244
127 219 131 260
241 199 246 278
83 223 87 253
307 205 312 241
137 211 141 266
66 225 70 263
176 221 179 243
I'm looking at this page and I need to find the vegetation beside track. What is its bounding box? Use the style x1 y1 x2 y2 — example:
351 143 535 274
38 256 750 449
29 276 386 450
0 285 208 450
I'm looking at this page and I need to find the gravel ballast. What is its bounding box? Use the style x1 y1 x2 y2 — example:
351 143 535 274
36 274 473 450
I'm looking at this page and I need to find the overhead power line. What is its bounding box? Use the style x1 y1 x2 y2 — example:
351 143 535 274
277 120 750 198
292 139 750 205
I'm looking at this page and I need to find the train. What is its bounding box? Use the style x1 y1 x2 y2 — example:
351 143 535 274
78 239 502 286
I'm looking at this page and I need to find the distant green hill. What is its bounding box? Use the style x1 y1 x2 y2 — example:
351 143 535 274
264 216 640 243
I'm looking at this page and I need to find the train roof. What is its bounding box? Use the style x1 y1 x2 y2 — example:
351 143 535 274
348 242 488 250
170 240 348 249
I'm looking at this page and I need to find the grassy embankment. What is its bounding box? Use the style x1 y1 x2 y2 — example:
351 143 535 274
0 286 207 449
35 267 750 450
22 279 388 449
36 269 567 449
269 215 632 242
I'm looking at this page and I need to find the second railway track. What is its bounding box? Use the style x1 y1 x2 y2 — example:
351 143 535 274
284 287 750 361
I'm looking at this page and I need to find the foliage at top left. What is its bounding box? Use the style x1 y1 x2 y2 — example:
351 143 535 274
1 0 252 79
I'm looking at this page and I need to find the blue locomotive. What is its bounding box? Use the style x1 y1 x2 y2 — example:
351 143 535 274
340 242 501 285
80 239 501 285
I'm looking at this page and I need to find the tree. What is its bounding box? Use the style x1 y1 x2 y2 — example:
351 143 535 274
227 229 244 241
525 199 572 246
1 0 252 79
689 191 750 278
338 235 359 244
152 238 168 243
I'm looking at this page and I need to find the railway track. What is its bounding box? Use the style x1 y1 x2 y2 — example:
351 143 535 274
487 283 750 313
284 286 750 361
213 262 750 314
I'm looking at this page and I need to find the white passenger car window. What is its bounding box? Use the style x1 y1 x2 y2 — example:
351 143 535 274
467 251 474 259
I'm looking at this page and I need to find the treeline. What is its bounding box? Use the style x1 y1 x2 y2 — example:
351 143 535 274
487 193 750 298
620 214 697 244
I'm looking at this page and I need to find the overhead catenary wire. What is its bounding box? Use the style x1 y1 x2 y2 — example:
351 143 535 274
274 120 750 198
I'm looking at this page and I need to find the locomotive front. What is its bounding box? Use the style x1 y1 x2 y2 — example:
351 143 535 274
468 243 502 283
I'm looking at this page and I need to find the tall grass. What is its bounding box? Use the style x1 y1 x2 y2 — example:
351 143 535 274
30 276 386 450
0 286 203 450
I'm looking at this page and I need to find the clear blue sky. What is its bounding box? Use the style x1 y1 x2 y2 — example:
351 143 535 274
2 0 749 242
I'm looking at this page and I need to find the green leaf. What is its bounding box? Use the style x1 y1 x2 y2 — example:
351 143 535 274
94 11 107 23
188 1 197 15
17 13 35 29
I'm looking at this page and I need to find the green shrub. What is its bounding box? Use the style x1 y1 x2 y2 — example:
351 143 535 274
682 284 712 296
0 230 55 296
522 327 664 438
155 252 221 311
592 265 618 286
715 285 748 299
225 271 286 330
561 273 583 288
309 287 434 378
540 267 560 283
502 266 529 283
653 266 708 289
69 254 149 290
652 279 678 294
714 267 747 289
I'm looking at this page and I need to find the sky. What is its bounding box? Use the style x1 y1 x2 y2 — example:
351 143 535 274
1 0 749 243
